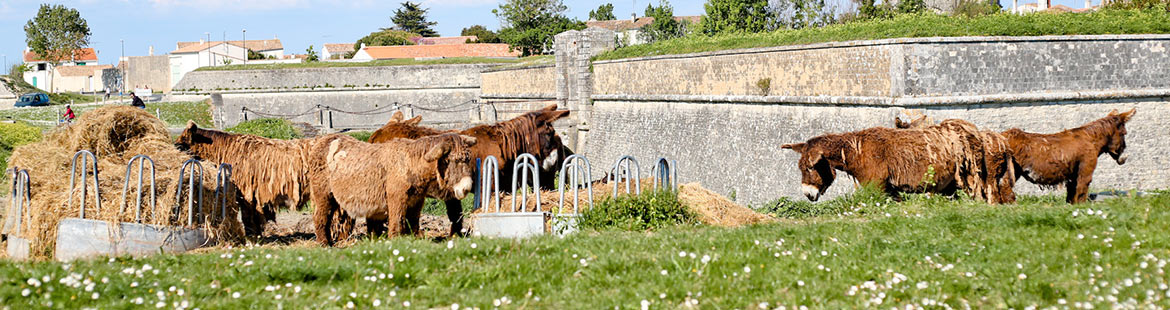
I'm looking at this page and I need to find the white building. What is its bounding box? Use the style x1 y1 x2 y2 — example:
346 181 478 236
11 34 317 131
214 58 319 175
168 40 249 87
22 48 99 91
175 39 284 59
322 43 355 60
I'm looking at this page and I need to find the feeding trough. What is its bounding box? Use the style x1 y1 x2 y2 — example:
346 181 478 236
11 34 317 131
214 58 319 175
610 155 641 197
6 168 32 260
54 155 218 261
473 154 549 238
554 154 593 235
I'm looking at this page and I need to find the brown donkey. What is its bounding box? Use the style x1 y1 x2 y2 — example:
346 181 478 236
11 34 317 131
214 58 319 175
1001 109 1136 204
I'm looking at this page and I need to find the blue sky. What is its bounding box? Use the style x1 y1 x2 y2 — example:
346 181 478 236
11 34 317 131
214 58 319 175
1 0 1099 74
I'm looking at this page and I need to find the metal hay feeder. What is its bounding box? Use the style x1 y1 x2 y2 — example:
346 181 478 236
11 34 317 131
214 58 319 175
6 168 32 260
473 154 549 238
554 154 593 235
53 155 217 261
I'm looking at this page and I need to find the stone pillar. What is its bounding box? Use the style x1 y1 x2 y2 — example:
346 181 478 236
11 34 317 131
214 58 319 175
553 27 615 153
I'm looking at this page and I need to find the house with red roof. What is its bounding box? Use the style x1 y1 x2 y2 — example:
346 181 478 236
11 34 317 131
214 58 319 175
22 47 100 91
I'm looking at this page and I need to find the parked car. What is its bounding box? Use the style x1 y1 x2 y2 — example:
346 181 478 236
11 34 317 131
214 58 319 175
15 93 50 107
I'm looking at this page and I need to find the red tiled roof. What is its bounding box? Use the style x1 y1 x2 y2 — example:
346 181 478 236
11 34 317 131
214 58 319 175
360 44 519 59
586 16 701 31
55 64 113 77
324 43 355 54
416 36 478 45
24 48 98 63
175 39 282 53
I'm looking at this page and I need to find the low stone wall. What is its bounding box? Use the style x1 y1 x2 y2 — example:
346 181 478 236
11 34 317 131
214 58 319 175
213 88 482 130
174 64 493 93
583 98 1170 205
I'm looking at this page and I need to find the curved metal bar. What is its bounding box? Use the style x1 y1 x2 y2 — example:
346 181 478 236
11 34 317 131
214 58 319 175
479 156 502 212
651 158 678 192
119 155 157 223
69 150 102 219
214 164 233 221
10 169 31 234
558 154 593 214
174 159 204 227
510 153 541 212
610 156 641 198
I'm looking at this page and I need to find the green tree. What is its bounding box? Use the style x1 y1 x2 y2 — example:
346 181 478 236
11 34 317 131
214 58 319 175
698 0 772 35
494 0 585 56
305 45 319 62
896 0 927 13
247 49 266 60
461 25 502 43
589 3 617 20
640 1 687 43
24 4 91 93
392 1 438 37
352 29 419 52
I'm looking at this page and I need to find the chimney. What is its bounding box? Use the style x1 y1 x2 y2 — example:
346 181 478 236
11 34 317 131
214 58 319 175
148 46 154 56
1039 0 1048 9
199 39 205 44
1085 0 1091 8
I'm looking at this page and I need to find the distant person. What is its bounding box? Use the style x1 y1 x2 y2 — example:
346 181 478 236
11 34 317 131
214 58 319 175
130 92 146 109
62 105 75 123
104 88 110 101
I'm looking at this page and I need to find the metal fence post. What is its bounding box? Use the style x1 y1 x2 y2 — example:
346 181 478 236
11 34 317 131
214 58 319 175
120 155 157 223
511 153 541 212
175 159 204 227
651 157 678 192
69 150 102 219
558 154 593 213
479 156 501 212
213 163 233 222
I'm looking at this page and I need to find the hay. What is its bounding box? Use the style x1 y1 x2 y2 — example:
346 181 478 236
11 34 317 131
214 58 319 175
4 106 243 260
479 178 774 227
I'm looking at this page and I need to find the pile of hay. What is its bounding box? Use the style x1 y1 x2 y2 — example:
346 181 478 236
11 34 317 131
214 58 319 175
2 106 243 259
479 179 774 227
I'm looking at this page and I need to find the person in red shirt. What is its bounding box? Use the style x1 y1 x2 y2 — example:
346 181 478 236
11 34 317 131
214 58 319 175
63 105 76 123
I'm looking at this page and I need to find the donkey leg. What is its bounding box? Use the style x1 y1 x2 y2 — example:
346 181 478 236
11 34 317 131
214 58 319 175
311 198 334 246
332 207 354 242
367 218 387 237
445 199 465 237
406 199 424 237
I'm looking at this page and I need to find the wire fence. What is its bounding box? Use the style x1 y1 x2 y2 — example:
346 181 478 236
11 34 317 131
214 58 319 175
239 98 555 129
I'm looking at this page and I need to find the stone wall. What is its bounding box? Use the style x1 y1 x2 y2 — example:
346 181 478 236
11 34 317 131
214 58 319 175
213 89 482 130
125 56 171 93
480 65 557 99
174 64 492 93
583 35 1170 205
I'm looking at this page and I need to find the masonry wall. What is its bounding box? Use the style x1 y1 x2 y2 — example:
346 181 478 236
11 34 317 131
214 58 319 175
582 35 1170 205
480 65 557 99
174 64 492 93
125 56 171 93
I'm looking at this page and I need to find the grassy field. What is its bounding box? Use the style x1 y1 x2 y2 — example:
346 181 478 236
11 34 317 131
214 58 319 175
2 190 1167 309
193 56 539 71
0 101 213 128
595 10 1170 61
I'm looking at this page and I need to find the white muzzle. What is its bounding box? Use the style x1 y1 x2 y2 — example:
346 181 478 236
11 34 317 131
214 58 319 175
452 176 474 199
802 183 822 201
542 149 559 170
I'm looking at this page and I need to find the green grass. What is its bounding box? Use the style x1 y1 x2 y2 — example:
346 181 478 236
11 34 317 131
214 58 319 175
3 190 1169 308
578 190 697 231
225 118 304 140
0 101 213 128
595 10 1170 61
342 130 373 142
0 121 43 194
194 57 531 71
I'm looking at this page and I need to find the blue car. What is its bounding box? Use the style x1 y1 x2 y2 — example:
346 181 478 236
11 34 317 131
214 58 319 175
15 93 50 107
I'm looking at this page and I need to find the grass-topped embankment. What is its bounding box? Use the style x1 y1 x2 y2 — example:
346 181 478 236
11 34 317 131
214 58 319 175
0 121 42 193
0 101 214 128
193 56 537 72
595 10 1170 61
224 118 304 140
3 188 1168 308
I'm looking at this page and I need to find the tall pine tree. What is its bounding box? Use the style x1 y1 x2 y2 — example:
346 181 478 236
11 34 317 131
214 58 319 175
391 1 438 37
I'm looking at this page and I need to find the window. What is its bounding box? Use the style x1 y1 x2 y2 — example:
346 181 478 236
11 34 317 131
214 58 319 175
37 64 46 71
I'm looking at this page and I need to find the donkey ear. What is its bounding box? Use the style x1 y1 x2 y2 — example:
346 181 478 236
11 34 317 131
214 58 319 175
546 109 570 121
424 139 453 162
185 120 198 130
780 143 806 153
459 134 477 146
540 103 558 112
388 111 404 123
894 117 910 129
1120 108 1136 122
405 115 423 126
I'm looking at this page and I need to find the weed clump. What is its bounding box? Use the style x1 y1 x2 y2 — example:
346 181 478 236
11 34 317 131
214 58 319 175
578 190 697 231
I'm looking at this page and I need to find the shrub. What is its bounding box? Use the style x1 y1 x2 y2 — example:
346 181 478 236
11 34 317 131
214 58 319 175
759 184 893 218
343 131 373 142
225 118 303 140
577 190 697 231
0 121 44 187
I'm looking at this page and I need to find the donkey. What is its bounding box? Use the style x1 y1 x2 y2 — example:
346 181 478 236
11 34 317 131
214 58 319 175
1001 109 1136 203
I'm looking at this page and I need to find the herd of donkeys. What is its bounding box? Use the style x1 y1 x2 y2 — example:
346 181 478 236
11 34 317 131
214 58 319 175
174 103 1136 245
782 108 1136 205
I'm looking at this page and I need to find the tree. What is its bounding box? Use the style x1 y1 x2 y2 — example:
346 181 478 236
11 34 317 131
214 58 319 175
24 4 91 93
640 1 687 43
698 0 772 35
392 1 438 37
589 3 617 20
247 49 266 60
461 25 502 43
494 0 585 56
305 45 319 62
353 29 419 52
